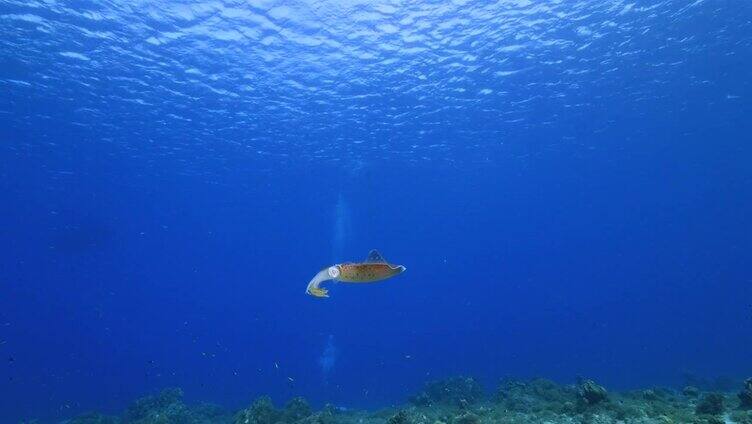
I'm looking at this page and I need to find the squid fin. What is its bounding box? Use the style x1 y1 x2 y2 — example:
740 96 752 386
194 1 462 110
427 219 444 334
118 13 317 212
364 249 387 263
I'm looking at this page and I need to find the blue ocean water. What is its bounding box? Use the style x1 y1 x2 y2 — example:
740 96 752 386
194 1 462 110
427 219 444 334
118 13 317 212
1 0 751 422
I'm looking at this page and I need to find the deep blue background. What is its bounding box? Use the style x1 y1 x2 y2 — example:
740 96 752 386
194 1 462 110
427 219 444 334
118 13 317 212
2 0 752 422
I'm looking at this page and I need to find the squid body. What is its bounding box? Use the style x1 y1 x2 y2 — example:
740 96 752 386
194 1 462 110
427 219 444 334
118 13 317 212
306 250 406 298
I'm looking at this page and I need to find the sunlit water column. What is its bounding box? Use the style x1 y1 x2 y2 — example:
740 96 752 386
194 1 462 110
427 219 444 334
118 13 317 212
316 194 349 385
319 334 337 385
332 192 352 263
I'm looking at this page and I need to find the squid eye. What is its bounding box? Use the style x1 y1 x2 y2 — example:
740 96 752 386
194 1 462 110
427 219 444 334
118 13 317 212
327 266 340 279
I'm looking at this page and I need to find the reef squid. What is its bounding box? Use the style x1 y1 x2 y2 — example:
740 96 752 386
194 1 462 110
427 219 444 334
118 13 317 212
306 250 406 298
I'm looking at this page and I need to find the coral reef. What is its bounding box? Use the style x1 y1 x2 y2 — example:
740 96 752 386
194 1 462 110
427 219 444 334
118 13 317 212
235 396 281 424
66 412 119 424
739 378 752 410
63 388 231 424
48 375 752 424
695 393 725 416
234 395 341 424
409 377 484 408
496 378 578 414
577 379 608 406
730 410 752 424
451 411 479 424
283 397 313 422
122 388 186 423
387 410 411 424
683 372 741 392
683 386 700 397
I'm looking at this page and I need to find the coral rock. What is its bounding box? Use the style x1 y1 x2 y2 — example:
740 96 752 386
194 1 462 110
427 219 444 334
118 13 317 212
411 377 484 407
695 393 724 415
682 386 700 397
121 388 198 424
283 397 312 422
387 410 411 424
452 412 479 424
577 380 608 406
67 412 120 424
739 378 752 410
235 396 281 424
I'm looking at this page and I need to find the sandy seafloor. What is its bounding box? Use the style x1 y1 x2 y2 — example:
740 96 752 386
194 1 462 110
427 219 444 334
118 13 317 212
36 376 752 424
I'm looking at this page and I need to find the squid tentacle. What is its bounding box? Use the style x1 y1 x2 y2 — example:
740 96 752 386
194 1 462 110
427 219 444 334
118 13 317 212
305 266 340 298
